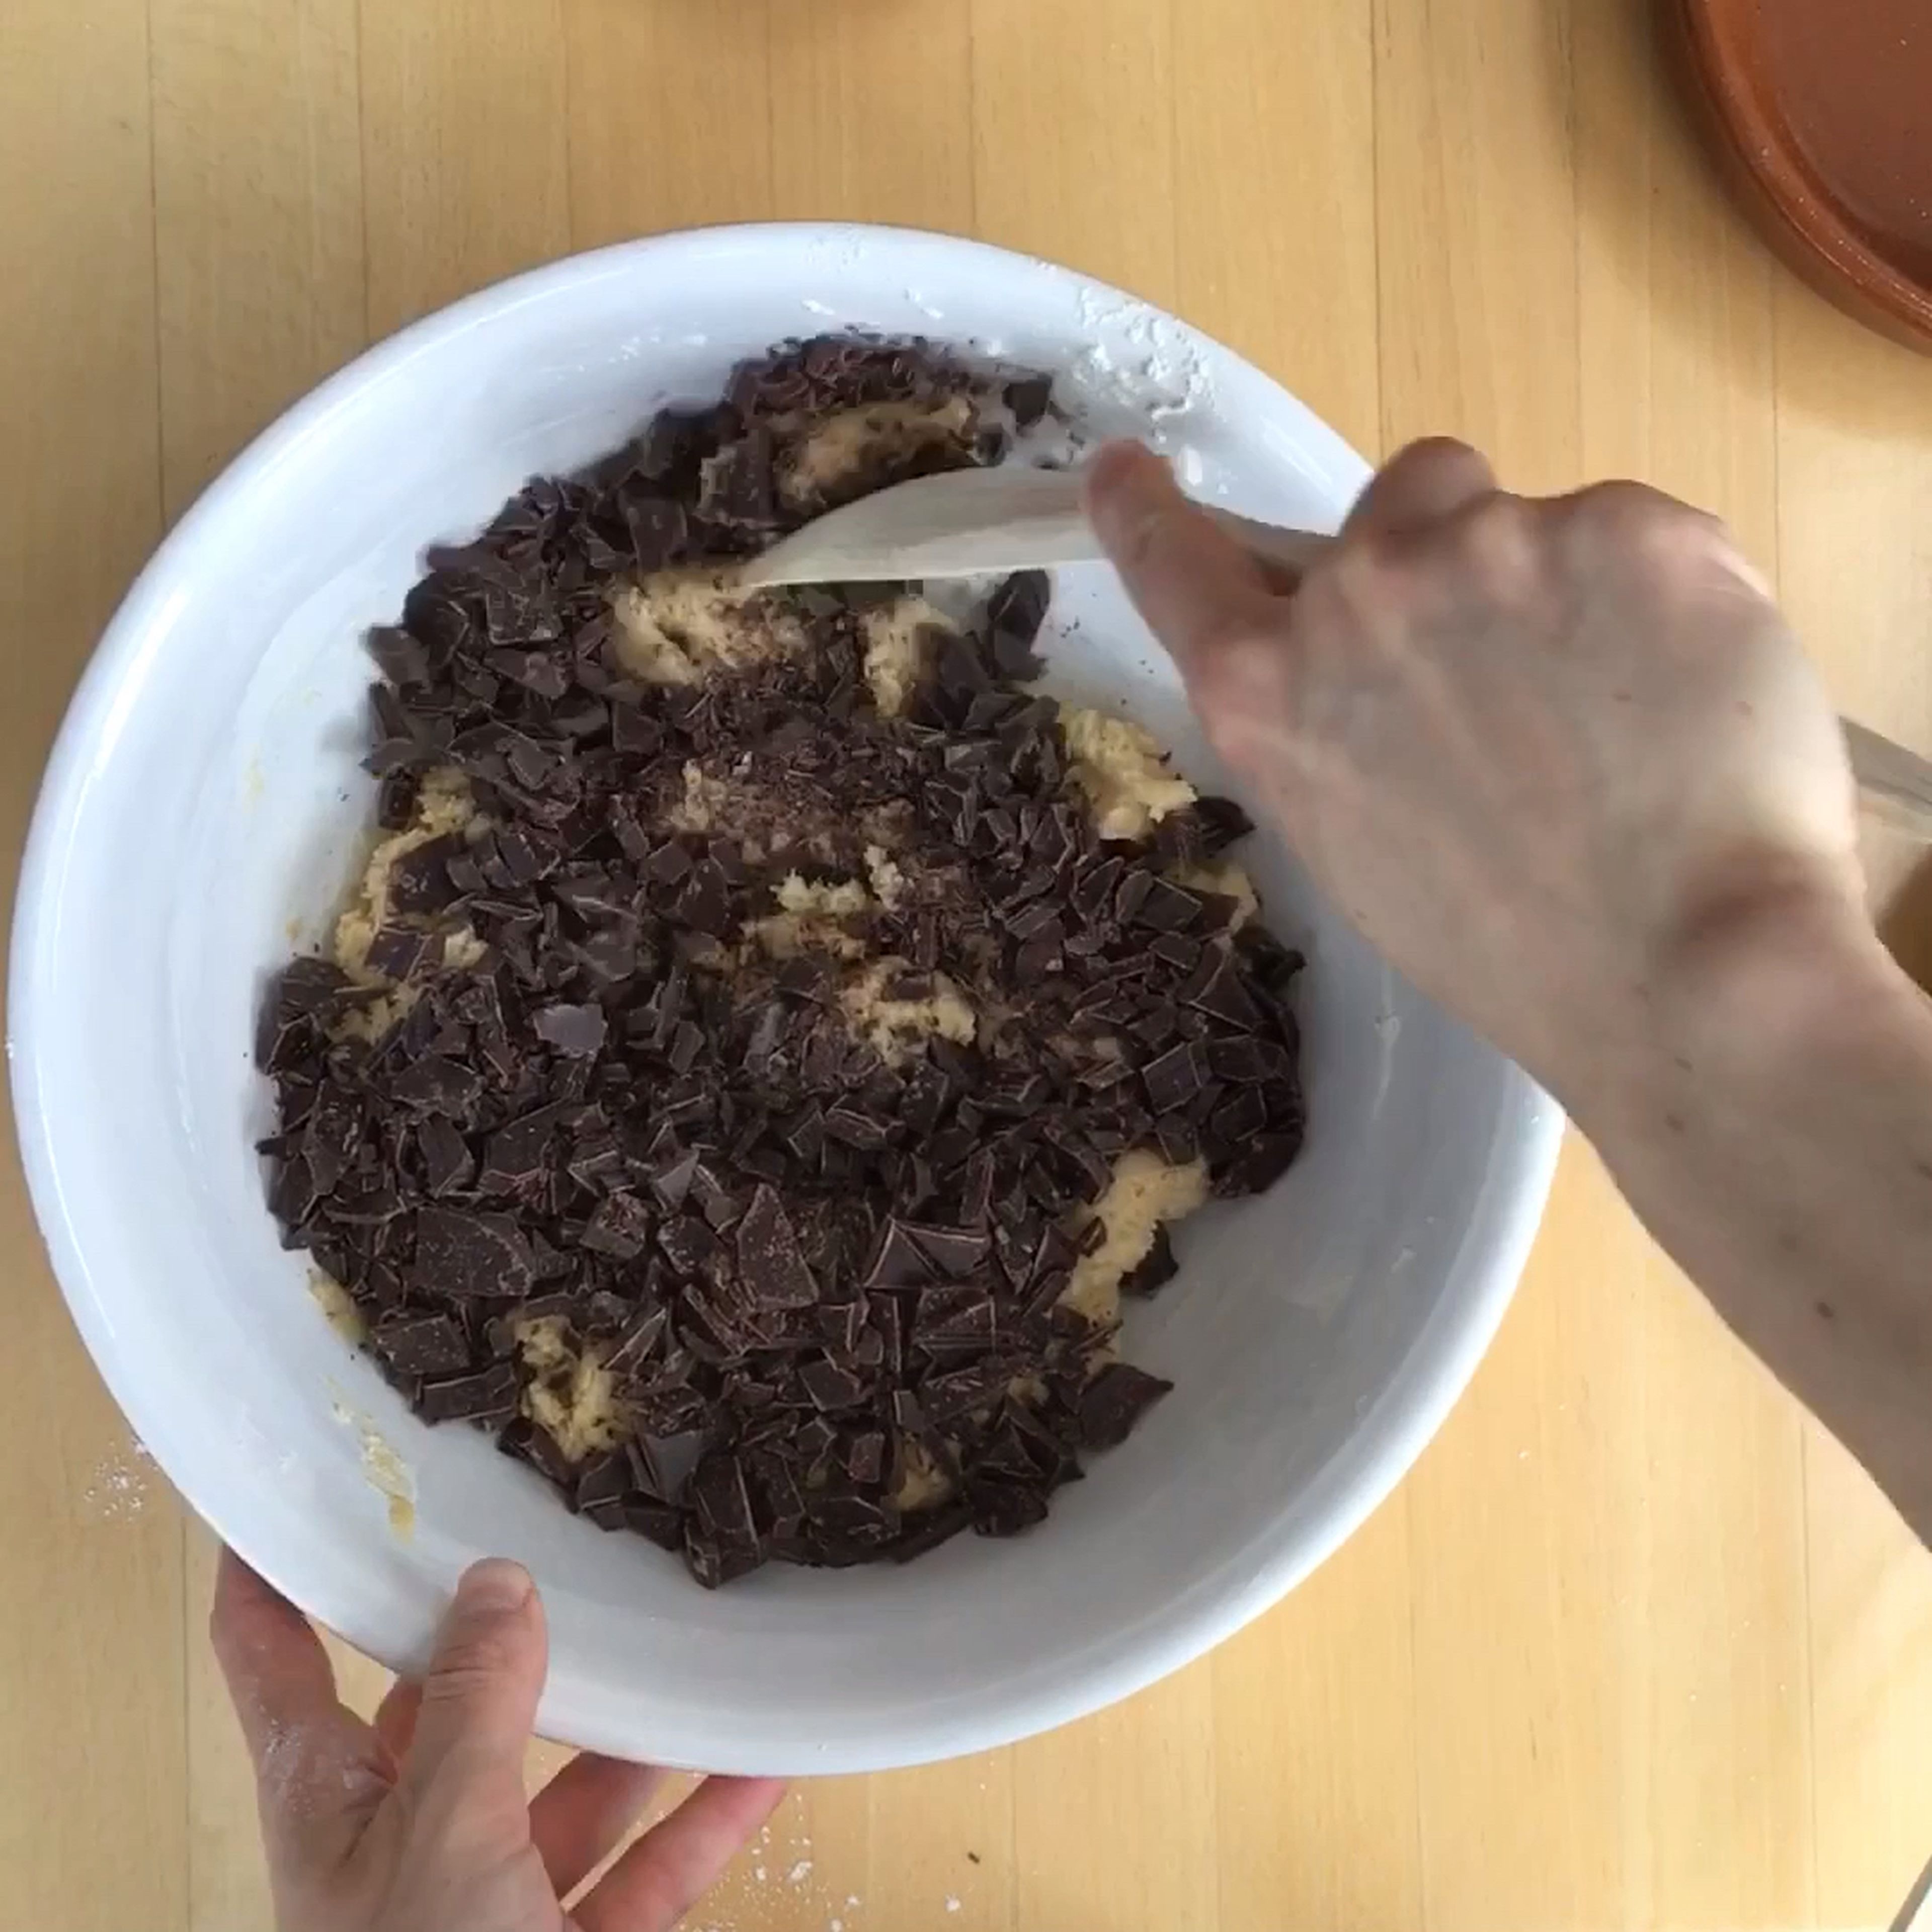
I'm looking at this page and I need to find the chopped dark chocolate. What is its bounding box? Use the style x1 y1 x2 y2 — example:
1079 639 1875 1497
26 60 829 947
419 1361 521 1425
257 338 1307 1588
735 1182 819 1310
411 1206 537 1300
1142 1039 1204 1113
371 1312 471 1377
581 1190 654 1259
1076 1362 1173 1450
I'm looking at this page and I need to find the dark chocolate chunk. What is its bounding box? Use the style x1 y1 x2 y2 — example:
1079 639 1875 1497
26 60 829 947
1215 1129 1304 1197
647 1148 700 1212
1142 1039 1204 1113
414 1116 473 1195
736 1182 819 1310
799 1357 867 1412
628 1428 707 1504
1119 1225 1180 1298
824 1104 889 1152
1180 948 1264 1032
863 1218 936 1289
419 1361 521 1424
1076 1362 1173 1449
367 623 433 688
386 837 465 916
411 1206 537 1300
673 859 733 938
657 1214 722 1280
574 1451 631 1514
623 1500 687 1551
1004 374 1054 428
921 1360 1008 1422
906 1223 990 1279
371 1312 471 1377
970 1479 1052 1539
365 926 431 982
581 1190 654 1260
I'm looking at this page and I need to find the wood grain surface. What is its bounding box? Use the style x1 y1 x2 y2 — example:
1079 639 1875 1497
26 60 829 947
4 3 1930 1928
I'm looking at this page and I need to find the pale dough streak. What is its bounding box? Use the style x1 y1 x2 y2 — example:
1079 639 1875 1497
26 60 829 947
778 396 975 511
333 768 488 1041
860 595 956 717
744 873 873 962
612 569 807 686
1062 1150 1210 1328
334 767 480 979
1059 705 1198 841
518 1316 626 1463
840 955 976 1065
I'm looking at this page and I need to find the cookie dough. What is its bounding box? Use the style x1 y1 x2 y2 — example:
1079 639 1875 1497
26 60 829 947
517 1315 626 1462
613 570 808 687
1059 706 1200 842
860 595 954 716
777 395 976 512
264 339 1308 1585
1063 1151 1211 1327
839 956 978 1064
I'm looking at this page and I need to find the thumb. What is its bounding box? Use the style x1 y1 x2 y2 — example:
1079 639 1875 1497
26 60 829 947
210 1548 391 1872
403 1558 547 1806
1084 442 1279 679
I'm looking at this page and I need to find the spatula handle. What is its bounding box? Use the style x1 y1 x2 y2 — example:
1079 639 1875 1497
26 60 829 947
1844 718 1932 838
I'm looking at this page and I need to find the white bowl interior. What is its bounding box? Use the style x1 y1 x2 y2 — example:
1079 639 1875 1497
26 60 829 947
11 227 1560 1774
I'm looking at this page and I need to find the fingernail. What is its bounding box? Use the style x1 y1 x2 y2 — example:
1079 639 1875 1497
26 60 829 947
455 1558 533 1615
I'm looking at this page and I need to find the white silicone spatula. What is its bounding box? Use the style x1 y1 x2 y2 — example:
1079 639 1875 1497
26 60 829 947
736 463 1331 589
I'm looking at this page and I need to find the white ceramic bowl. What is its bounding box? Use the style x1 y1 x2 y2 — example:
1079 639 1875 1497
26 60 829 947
11 225 1560 1775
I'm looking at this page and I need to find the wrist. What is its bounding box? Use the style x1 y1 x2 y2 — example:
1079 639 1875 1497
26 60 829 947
1569 880 1907 1155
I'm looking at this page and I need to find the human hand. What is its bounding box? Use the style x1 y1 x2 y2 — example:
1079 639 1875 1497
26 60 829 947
211 1549 784 1932
1086 439 1866 1112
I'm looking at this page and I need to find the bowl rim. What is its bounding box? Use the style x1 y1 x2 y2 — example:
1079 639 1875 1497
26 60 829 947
9 221 1565 1769
1670 0 1932 353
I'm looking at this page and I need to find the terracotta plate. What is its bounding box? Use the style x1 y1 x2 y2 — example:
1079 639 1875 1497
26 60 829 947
1672 0 1932 351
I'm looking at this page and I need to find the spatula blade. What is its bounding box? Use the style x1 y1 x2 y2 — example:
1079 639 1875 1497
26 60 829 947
739 467 1101 588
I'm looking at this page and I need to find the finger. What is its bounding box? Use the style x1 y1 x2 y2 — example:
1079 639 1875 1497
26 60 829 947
401 1559 546 1813
574 1776 787 1932
1084 442 1280 679
209 1549 389 1865
530 1753 668 1900
1344 437 1498 542
372 1677 423 1767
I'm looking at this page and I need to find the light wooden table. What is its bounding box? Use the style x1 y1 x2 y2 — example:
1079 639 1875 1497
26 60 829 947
5 2 1932 1928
